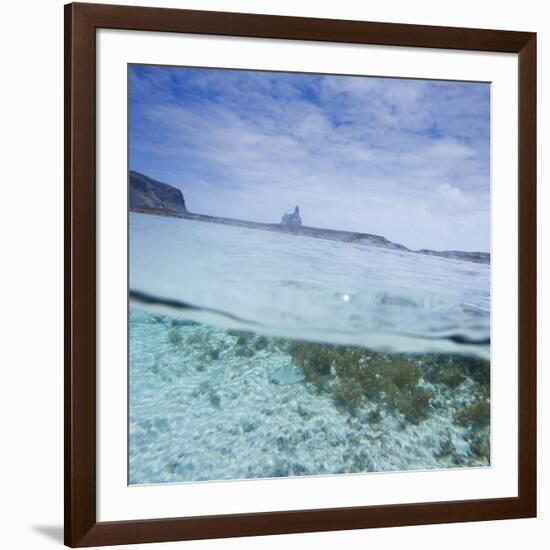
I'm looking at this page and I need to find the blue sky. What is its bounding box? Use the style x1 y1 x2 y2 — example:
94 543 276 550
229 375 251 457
129 64 490 252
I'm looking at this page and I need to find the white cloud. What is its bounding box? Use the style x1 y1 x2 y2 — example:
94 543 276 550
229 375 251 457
130 66 490 252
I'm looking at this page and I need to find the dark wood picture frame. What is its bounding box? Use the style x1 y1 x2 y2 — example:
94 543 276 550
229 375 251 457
65 2 537 547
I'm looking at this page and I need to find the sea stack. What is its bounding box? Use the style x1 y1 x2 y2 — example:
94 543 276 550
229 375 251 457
281 205 302 227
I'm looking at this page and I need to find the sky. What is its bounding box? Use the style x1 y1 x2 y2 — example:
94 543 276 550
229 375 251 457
129 64 490 252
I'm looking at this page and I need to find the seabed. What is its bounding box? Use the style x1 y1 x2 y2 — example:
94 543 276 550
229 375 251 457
129 308 490 485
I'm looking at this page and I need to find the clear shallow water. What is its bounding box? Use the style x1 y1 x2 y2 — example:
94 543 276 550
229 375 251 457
129 212 490 484
130 213 490 359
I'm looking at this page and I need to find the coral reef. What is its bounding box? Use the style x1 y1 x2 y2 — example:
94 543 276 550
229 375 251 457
455 397 490 429
286 342 437 423
286 341 489 431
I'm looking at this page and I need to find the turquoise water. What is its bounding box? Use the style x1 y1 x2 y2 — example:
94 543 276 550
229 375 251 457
129 212 490 484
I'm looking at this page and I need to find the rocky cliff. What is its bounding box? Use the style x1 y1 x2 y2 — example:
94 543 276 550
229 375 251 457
129 171 187 214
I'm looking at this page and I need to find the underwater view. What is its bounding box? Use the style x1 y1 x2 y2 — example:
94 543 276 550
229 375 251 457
128 64 491 484
129 213 490 484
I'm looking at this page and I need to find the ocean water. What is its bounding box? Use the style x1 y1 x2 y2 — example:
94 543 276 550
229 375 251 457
129 212 490 485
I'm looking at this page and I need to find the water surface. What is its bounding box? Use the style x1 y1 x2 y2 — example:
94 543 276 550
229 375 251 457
129 212 490 484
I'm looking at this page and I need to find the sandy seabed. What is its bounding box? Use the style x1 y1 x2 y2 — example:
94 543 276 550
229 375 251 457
129 309 489 485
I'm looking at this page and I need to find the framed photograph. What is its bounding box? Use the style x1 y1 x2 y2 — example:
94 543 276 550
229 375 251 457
64 2 537 547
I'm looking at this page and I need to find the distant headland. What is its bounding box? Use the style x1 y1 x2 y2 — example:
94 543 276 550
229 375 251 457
129 170 489 265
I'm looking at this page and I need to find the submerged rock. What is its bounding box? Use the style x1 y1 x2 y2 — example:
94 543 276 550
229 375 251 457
271 364 306 385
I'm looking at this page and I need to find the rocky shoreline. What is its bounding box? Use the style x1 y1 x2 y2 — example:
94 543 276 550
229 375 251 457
129 170 490 265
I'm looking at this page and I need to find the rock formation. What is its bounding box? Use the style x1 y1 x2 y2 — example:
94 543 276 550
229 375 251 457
281 205 302 227
129 170 187 214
